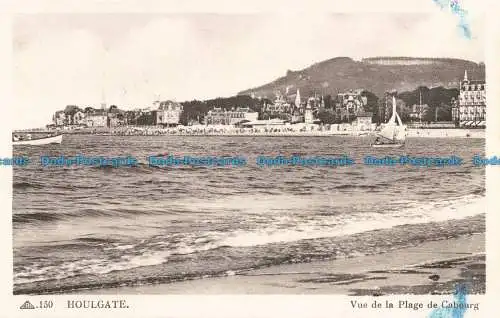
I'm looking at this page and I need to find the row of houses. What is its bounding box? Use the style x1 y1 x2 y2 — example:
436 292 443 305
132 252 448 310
259 89 369 124
52 100 184 128
53 107 108 127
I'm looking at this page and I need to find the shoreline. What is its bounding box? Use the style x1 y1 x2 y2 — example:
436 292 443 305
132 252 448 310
23 128 484 138
75 233 484 295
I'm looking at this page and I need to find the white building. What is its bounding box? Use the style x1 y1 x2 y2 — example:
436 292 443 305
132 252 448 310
354 112 373 130
72 111 86 125
154 100 183 126
84 109 108 127
454 70 486 127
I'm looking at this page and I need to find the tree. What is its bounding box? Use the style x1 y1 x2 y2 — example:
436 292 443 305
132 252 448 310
136 113 154 125
64 105 81 115
437 103 452 121
360 90 379 113
323 95 333 109
180 100 208 125
317 111 336 124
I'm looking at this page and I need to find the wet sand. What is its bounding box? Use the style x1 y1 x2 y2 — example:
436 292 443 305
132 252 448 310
82 233 484 295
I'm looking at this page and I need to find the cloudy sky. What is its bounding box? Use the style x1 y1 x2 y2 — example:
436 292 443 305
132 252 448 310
13 10 484 129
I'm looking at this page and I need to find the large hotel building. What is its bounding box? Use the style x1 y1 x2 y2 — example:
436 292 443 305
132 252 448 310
452 70 486 127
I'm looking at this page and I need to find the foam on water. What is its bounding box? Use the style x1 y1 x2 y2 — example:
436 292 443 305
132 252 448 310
14 195 484 285
218 194 483 247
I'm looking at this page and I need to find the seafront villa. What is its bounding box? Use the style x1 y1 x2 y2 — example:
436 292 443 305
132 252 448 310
152 100 183 127
204 107 258 125
452 70 486 128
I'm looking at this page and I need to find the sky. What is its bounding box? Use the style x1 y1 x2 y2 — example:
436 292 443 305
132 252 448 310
12 11 484 129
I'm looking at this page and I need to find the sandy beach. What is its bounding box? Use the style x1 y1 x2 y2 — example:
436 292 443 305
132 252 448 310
45 126 485 138
80 233 484 295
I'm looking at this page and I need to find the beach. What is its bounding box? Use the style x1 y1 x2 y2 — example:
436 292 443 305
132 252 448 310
34 126 486 138
82 233 484 295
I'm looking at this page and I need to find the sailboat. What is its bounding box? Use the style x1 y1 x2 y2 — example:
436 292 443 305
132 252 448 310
372 96 406 148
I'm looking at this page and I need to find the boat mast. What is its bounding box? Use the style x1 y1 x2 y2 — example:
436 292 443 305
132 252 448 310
392 96 397 120
419 90 422 124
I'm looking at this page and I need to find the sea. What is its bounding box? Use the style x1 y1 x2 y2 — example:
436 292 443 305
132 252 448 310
12 135 485 294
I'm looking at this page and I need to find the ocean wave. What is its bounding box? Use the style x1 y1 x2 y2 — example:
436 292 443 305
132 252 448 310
14 195 485 288
13 212 63 224
13 214 485 294
13 208 144 225
13 182 43 190
13 181 103 191
334 183 389 190
209 194 485 248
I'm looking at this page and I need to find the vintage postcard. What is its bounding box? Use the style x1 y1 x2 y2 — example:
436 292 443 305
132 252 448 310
0 0 497 317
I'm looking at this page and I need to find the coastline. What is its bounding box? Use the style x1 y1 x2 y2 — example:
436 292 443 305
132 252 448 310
77 233 484 295
30 127 485 138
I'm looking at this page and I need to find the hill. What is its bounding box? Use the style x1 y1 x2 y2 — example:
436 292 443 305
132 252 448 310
238 57 485 99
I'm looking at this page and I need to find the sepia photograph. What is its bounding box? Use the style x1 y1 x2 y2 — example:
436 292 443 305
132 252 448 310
11 10 486 298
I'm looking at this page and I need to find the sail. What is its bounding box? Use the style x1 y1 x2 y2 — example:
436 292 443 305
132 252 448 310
376 96 406 143
378 123 396 140
394 111 406 142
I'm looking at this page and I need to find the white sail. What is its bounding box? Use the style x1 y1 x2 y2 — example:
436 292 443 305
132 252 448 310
393 110 406 142
376 96 406 143
378 123 396 140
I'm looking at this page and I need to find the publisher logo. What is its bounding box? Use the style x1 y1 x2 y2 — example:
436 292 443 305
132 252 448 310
19 300 35 310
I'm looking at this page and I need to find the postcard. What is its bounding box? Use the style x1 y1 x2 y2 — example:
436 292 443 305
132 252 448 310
0 0 497 317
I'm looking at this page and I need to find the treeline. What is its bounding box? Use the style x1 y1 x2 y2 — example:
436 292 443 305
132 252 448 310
396 86 459 122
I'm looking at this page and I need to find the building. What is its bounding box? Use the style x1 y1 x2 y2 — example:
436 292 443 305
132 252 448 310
263 93 292 115
408 90 429 121
107 107 126 127
72 110 86 125
304 99 314 124
409 103 429 121
362 57 444 66
53 111 66 126
205 107 258 125
84 109 107 127
291 109 304 124
353 112 373 130
241 119 287 128
455 70 486 127
451 97 459 125
153 100 183 126
335 90 367 122
306 96 321 109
